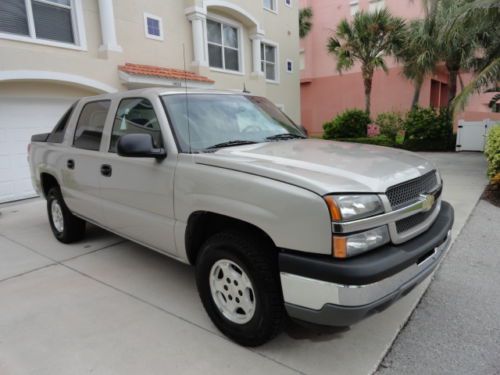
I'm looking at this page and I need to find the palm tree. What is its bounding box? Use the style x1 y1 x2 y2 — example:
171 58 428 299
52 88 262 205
327 9 406 114
444 0 500 113
299 7 313 39
399 18 439 107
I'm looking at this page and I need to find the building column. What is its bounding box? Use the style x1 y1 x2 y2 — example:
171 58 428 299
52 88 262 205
187 11 208 67
250 32 264 77
98 0 122 53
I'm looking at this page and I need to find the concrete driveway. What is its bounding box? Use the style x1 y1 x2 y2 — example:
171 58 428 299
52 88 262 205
0 152 487 375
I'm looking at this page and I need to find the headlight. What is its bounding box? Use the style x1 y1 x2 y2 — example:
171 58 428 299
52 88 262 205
324 194 384 222
333 226 390 258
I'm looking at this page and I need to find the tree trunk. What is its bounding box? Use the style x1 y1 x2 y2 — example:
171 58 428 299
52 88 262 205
448 68 459 105
411 78 423 108
363 76 373 115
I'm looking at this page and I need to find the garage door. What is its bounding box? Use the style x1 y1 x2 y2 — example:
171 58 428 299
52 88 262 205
0 96 75 203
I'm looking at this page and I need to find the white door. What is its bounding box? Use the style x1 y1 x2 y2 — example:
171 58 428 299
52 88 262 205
0 97 74 203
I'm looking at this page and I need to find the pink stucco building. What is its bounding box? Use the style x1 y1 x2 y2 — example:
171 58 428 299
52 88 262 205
299 0 500 136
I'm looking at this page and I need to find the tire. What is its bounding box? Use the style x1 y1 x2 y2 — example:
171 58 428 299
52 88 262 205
196 231 284 346
46 187 86 243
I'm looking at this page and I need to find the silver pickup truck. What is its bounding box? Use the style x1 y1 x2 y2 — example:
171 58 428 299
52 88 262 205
29 88 454 346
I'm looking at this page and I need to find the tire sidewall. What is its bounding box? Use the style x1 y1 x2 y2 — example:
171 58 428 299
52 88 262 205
196 237 279 343
47 188 67 241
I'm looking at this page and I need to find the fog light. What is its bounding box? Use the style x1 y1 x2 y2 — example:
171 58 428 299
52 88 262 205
333 225 390 258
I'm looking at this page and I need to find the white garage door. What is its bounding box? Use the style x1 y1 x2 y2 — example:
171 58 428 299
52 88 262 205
0 97 74 203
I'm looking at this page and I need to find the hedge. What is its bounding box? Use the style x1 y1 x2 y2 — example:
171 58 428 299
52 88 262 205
323 109 371 139
485 126 500 184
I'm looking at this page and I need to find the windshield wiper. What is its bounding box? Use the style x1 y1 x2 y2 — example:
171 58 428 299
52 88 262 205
266 133 306 141
205 140 258 150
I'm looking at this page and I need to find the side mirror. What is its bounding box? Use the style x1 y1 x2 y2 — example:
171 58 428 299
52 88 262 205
117 134 166 159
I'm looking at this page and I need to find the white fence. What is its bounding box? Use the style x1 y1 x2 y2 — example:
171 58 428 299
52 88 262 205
456 119 499 152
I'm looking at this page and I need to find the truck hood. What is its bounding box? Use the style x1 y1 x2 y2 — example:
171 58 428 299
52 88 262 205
194 139 436 195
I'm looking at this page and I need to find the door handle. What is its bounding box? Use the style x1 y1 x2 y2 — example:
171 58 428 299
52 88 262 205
67 159 75 169
100 164 112 177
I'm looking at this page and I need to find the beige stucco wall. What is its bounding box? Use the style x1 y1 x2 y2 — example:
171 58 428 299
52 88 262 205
0 0 300 122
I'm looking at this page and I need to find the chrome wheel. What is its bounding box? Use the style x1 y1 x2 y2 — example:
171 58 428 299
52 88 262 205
209 259 256 324
51 200 64 233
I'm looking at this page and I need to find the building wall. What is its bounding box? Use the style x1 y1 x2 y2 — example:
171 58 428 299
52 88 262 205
299 0 499 135
0 0 300 122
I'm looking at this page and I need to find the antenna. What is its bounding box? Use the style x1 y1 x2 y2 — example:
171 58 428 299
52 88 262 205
182 43 192 154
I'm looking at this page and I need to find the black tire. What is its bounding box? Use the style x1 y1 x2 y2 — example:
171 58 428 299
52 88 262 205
196 231 284 346
46 187 86 243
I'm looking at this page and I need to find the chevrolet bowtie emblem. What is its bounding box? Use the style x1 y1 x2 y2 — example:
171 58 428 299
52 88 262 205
420 193 435 212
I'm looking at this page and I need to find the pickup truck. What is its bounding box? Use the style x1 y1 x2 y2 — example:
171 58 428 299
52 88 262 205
29 88 454 346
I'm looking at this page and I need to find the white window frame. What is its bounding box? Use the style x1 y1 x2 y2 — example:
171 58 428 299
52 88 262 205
369 0 385 13
299 49 305 70
0 0 87 51
285 58 293 73
284 0 292 8
263 0 278 14
143 13 164 41
261 39 279 84
206 13 244 76
350 1 359 16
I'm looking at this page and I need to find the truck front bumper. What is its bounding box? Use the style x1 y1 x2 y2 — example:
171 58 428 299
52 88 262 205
279 201 454 326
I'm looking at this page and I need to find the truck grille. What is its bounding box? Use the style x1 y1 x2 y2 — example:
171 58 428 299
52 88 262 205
396 204 436 233
386 170 439 210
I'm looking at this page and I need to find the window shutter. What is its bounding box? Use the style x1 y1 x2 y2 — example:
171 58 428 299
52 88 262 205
32 1 74 43
0 0 30 36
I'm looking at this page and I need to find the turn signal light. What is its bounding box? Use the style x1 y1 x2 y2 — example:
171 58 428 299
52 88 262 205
332 236 347 258
324 196 342 221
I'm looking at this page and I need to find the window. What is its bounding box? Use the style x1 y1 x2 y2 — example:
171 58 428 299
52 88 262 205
0 0 80 45
161 94 303 153
263 0 277 12
73 101 110 151
350 1 359 16
207 19 240 72
286 59 293 73
144 13 163 40
47 104 75 143
284 0 292 8
109 98 163 153
261 42 277 81
299 50 305 70
369 0 385 13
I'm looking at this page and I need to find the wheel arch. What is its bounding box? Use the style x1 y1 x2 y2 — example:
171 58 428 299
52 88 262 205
40 172 60 198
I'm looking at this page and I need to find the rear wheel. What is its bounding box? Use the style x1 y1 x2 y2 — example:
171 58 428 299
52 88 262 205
196 231 284 346
47 187 86 243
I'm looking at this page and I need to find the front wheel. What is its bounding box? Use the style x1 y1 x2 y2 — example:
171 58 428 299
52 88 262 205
196 231 284 346
47 187 86 243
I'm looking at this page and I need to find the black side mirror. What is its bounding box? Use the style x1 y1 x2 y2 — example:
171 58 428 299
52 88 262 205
117 134 166 159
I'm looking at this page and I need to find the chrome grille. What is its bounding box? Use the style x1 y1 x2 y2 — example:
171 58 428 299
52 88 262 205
386 170 438 209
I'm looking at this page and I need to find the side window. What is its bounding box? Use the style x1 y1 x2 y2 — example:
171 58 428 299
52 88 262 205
109 98 163 153
47 103 75 143
73 100 111 151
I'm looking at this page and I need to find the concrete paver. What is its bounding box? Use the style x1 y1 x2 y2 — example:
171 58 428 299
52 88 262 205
0 152 488 375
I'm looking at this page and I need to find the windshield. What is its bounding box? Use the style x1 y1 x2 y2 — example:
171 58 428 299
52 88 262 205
161 94 305 152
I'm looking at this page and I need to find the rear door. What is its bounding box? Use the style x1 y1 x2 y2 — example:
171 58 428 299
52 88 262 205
61 100 111 224
98 97 177 255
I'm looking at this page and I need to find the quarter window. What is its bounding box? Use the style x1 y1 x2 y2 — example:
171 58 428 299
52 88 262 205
261 43 277 81
109 98 163 153
73 101 111 151
207 19 240 72
47 104 75 143
0 0 76 44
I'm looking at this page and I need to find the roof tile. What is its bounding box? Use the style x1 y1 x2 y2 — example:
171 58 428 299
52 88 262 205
118 63 214 83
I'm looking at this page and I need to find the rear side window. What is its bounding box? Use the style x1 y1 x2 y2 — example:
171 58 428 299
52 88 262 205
73 100 111 151
109 98 163 153
47 104 75 143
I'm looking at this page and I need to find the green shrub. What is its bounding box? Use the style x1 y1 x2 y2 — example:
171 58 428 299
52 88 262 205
334 135 395 147
323 109 371 139
375 112 403 142
485 126 500 183
401 107 454 151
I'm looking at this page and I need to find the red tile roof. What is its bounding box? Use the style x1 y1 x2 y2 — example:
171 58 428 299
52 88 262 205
118 63 214 83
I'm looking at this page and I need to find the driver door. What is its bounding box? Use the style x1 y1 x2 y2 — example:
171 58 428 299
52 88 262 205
98 97 176 255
